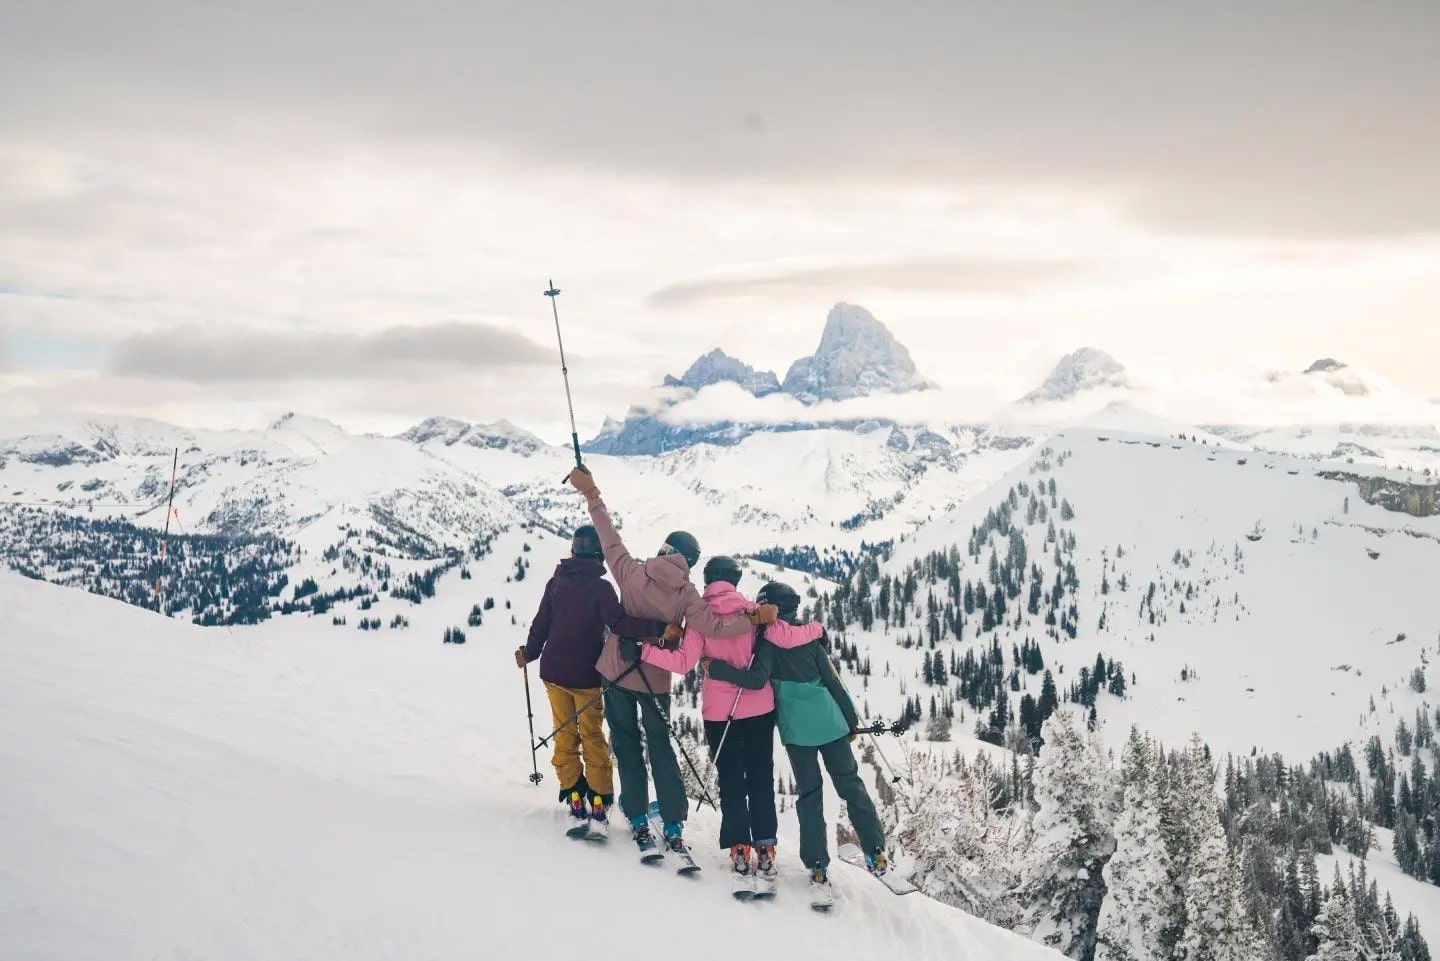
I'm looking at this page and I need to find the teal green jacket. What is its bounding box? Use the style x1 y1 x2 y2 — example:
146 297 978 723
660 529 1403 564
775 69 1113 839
706 629 858 747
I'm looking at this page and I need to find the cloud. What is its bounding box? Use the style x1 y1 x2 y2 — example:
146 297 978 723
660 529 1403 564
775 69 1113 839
650 381 1011 429
104 321 554 383
645 257 1085 310
3 1 1437 239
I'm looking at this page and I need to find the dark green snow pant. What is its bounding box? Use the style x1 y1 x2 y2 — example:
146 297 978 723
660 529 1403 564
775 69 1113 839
604 685 688 825
787 736 885 869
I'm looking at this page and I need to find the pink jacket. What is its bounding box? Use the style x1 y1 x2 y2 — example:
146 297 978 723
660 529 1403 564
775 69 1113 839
642 583 825 722
586 496 755 694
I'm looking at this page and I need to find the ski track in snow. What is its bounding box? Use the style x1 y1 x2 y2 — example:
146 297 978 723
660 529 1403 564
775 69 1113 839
0 569 1062 961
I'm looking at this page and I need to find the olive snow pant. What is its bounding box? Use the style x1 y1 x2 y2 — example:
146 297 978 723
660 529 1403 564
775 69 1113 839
787 736 885 869
544 682 613 799
704 713 778 849
604 685 687 825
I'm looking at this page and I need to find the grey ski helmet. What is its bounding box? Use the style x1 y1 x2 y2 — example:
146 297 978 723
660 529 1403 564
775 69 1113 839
702 555 743 587
660 530 701 569
570 525 603 559
756 581 801 621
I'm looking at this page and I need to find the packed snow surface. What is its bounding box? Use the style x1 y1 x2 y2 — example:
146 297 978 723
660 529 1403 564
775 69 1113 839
0 570 1063 961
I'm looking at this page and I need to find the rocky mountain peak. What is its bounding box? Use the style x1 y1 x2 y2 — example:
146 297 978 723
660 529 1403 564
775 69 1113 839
780 303 934 404
1021 348 1130 403
663 348 780 396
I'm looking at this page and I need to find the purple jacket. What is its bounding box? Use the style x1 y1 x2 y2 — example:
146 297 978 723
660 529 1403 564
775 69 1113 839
523 557 666 690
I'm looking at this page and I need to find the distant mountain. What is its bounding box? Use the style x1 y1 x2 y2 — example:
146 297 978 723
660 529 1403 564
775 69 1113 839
662 349 780 396
780 303 934 404
1266 357 1372 397
397 416 546 455
1020 348 1130 404
586 302 934 455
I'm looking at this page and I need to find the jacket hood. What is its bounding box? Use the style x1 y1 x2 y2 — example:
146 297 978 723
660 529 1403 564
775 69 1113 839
642 553 692 589
555 556 605 578
701 581 751 615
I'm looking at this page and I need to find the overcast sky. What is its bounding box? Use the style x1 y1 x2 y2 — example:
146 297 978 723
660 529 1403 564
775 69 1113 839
1 0 1437 440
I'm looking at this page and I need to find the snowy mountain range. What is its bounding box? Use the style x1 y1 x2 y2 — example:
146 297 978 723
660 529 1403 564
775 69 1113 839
587 302 936 454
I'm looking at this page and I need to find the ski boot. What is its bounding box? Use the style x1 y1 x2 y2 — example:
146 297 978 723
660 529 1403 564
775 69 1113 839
587 794 610 840
662 820 688 855
564 790 590 838
754 841 778 899
630 814 661 863
864 847 889 877
730 843 755 900
808 863 834 910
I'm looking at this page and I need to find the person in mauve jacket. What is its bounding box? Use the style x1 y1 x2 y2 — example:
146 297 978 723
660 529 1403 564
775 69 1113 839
513 524 673 834
702 580 888 903
566 465 778 854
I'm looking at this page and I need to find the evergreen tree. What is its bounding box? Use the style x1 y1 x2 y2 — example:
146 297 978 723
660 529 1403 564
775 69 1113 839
1019 709 1117 960
1096 727 1174 961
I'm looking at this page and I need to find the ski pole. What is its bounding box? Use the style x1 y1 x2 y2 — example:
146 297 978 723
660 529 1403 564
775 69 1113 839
821 643 904 786
532 658 642 751
523 662 543 784
544 279 585 477
636 659 718 811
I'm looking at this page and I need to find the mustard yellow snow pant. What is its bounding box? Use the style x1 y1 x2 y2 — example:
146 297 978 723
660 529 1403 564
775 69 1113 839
545 682 614 798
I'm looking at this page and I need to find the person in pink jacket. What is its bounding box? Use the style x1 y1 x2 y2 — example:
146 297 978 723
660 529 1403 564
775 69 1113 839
638 556 823 896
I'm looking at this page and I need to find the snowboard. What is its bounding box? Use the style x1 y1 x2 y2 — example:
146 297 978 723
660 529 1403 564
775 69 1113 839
647 801 700 875
836 843 917 895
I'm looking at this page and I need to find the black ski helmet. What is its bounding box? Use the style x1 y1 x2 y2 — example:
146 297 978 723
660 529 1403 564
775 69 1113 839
756 581 801 621
570 524 603 559
702 555 742 587
660 530 701 569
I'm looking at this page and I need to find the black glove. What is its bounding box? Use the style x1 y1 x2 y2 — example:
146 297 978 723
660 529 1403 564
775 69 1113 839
618 636 640 662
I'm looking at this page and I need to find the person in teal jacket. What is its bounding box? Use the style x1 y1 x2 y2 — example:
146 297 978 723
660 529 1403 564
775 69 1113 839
701 581 888 894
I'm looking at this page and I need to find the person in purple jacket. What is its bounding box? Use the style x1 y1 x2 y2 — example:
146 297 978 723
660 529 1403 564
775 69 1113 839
514 525 675 835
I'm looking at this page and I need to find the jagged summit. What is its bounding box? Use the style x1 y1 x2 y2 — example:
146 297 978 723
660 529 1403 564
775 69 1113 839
584 303 933 454
1021 348 1130 403
781 303 934 404
1304 358 1348 375
662 348 780 396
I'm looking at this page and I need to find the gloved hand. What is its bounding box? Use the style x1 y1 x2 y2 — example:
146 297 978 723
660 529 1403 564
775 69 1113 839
514 647 528 669
659 623 683 648
747 604 778 626
568 466 599 498
848 730 858 743
618 636 640 662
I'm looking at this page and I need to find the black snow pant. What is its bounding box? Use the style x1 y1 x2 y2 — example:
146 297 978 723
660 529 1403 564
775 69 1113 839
703 712 778 849
786 736 885 870
604 685 688 826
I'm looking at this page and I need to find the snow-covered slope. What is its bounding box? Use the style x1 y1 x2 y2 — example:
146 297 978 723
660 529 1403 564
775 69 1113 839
868 426 1440 760
0 569 1063 961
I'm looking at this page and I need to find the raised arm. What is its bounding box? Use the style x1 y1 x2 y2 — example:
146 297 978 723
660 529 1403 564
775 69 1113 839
763 619 824 650
815 646 859 731
704 642 775 690
641 625 703 674
585 495 643 588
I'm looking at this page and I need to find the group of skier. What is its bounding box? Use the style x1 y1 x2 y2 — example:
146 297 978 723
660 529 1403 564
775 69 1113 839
513 465 889 903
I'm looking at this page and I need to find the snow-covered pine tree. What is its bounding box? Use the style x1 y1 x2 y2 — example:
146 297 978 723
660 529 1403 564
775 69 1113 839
1019 708 1117 960
896 750 1027 925
1306 870 1367 961
1096 726 1173 961
1175 734 1262 961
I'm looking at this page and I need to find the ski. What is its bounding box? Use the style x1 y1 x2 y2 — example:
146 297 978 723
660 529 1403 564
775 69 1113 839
836 843 917 895
647 801 699 875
